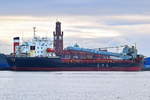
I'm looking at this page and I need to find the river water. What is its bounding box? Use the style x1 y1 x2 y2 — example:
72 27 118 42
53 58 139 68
0 71 150 100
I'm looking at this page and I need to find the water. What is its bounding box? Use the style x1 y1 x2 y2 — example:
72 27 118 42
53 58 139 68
0 71 150 100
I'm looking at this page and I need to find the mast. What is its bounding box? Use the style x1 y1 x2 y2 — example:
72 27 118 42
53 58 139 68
33 27 36 38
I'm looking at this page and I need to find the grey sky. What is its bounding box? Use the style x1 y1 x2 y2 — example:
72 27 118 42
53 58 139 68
0 0 150 56
0 0 150 16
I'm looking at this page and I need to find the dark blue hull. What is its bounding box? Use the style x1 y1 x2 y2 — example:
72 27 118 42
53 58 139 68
6 57 143 71
143 57 150 70
0 54 10 70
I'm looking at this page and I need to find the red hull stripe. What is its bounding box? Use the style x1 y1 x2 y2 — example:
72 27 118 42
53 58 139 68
12 66 141 71
61 59 134 63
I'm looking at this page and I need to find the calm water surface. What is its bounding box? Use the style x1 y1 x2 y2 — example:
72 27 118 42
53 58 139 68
0 71 150 100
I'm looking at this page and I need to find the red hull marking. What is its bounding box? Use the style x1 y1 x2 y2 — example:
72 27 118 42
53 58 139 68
61 59 134 63
12 66 141 71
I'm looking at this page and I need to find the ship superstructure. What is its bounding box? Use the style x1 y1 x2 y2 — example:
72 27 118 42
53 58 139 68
13 27 55 57
14 37 55 57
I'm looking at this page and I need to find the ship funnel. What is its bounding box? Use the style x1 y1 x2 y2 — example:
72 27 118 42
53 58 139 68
13 37 20 54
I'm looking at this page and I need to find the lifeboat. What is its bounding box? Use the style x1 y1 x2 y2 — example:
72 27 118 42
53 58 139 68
46 48 55 52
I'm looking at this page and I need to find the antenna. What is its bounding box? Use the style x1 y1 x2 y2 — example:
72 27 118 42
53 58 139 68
33 27 36 38
21 32 24 44
135 43 137 49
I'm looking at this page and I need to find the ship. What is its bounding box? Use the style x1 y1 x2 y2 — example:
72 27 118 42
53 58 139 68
3 21 144 71
0 54 10 70
143 57 150 70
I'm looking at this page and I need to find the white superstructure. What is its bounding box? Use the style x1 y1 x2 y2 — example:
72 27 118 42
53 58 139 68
16 37 55 57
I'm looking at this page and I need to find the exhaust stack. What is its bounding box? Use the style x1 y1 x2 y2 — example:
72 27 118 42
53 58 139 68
13 37 20 54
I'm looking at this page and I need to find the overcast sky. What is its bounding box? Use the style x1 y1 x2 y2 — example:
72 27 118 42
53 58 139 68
0 0 150 56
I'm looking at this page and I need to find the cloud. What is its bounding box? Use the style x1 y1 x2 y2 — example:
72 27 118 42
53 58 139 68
0 15 150 56
64 28 120 38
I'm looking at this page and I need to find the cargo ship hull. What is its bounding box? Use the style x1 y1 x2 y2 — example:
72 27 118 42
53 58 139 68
7 57 143 71
143 57 150 70
0 54 10 70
